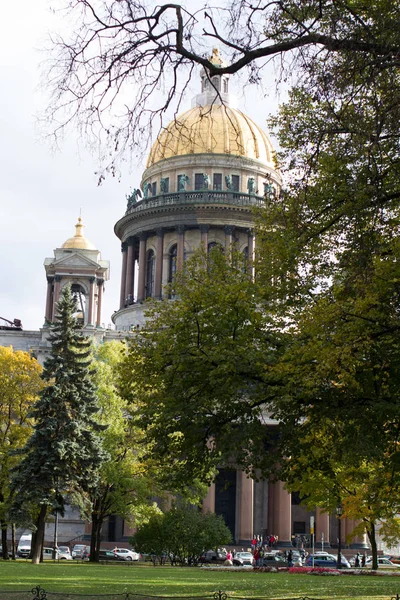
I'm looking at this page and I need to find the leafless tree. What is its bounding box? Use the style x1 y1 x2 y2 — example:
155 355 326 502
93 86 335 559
44 0 400 177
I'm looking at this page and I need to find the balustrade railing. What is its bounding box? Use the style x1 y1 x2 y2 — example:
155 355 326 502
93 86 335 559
125 191 264 215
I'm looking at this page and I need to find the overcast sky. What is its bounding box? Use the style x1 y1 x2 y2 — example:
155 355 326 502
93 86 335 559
0 0 280 332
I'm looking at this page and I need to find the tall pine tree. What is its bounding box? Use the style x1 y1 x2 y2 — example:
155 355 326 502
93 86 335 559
11 286 108 563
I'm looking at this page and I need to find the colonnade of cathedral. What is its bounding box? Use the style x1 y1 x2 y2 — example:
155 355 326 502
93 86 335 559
202 475 368 548
118 226 255 309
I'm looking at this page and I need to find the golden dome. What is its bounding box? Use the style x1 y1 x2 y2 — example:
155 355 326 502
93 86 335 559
62 218 96 250
146 104 275 168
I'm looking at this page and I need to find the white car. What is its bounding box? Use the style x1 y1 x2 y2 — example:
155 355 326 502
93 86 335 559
366 557 400 568
113 548 140 561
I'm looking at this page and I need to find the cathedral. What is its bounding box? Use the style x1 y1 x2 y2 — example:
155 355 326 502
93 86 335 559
0 50 368 550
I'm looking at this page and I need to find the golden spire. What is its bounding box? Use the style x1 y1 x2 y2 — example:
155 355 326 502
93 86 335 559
61 217 96 250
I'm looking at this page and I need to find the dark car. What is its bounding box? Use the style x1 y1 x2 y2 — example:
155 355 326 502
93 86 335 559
262 553 288 567
306 553 350 568
99 549 120 561
200 550 227 564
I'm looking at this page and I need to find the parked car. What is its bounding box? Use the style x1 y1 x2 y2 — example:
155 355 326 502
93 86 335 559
261 553 288 568
99 549 120 561
232 551 254 566
72 544 89 559
17 547 31 558
113 548 140 561
57 546 71 555
306 552 350 568
366 557 400 568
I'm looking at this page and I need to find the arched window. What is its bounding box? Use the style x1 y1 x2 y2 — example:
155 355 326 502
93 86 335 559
71 283 86 324
208 242 223 254
169 244 178 283
145 250 155 298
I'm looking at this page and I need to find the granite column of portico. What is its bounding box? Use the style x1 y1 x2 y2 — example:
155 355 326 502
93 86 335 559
177 225 185 270
200 224 209 248
154 229 164 298
45 277 54 322
202 483 216 513
225 225 235 258
248 229 255 263
88 277 96 325
315 508 330 547
270 480 292 546
237 471 254 544
52 275 62 318
125 238 136 303
96 279 104 326
137 232 147 302
119 242 128 308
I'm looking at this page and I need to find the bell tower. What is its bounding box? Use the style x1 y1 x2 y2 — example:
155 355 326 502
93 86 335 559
43 218 110 327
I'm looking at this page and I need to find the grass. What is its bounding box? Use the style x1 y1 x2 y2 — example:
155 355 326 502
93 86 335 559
0 562 399 600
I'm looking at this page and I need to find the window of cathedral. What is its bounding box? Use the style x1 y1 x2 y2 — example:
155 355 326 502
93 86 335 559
231 175 240 192
223 78 228 93
213 173 222 190
151 181 157 196
145 250 155 298
195 173 204 191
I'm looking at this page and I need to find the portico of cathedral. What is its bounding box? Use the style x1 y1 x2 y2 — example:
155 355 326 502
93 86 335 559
0 49 368 550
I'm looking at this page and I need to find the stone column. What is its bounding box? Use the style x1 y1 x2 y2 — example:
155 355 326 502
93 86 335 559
248 229 255 265
273 480 292 546
267 476 276 537
237 471 254 544
52 275 62 318
119 242 128 309
202 482 216 513
96 279 104 327
154 229 164 299
225 225 235 258
124 238 136 305
45 277 54 322
87 277 96 326
200 224 209 248
349 519 369 549
315 507 330 548
137 232 147 302
177 225 185 271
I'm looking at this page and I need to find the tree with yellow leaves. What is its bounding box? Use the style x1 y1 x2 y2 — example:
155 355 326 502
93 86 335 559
0 346 44 558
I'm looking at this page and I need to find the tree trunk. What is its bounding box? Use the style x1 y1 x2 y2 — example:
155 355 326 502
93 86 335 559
31 505 47 564
89 499 104 563
1 522 9 560
11 523 16 560
366 521 378 570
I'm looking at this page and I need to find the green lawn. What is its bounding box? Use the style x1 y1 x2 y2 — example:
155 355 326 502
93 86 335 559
0 562 399 600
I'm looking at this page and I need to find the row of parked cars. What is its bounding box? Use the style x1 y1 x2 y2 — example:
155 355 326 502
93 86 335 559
16 544 140 561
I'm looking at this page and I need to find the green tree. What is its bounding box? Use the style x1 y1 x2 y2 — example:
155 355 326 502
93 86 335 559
10 286 108 564
0 347 44 559
85 340 169 562
120 248 284 484
134 502 231 566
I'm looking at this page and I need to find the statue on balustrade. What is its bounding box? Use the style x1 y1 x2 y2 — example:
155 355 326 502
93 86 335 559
160 178 169 194
178 174 189 191
143 183 152 199
203 173 210 189
247 177 256 194
225 175 232 190
126 188 142 210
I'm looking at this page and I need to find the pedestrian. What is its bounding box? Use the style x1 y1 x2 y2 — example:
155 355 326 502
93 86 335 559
361 554 366 567
287 549 293 567
355 553 360 568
